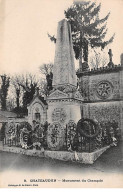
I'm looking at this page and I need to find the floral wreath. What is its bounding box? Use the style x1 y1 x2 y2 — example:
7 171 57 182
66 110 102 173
77 118 99 138
20 127 30 149
66 120 76 148
32 122 44 148
7 122 16 141
19 122 32 149
47 122 65 150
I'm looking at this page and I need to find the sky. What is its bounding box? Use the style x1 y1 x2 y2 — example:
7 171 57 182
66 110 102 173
0 0 123 76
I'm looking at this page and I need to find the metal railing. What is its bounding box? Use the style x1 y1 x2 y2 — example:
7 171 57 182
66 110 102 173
1 120 121 153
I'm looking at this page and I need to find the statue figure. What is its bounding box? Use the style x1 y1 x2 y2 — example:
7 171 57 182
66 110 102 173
108 49 114 67
108 49 113 63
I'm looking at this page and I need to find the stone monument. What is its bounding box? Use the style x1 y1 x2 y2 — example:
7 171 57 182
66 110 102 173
47 19 83 125
52 19 77 89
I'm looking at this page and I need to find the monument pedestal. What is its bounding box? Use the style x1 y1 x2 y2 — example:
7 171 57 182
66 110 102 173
47 89 83 125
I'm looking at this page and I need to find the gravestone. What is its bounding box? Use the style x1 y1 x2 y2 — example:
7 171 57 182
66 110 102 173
47 19 83 125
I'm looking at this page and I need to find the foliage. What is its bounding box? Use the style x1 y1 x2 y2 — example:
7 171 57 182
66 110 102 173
39 63 53 76
0 122 6 141
18 121 32 132
0 74 10 110
64 1 115 65
48 1 115 69
10 73 39 113
11 75 22 110
39 63 53 95
8 73 49 113
6 97 15 111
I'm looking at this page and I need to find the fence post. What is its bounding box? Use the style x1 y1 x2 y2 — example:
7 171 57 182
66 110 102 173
4 136 6 145
89 138 91 153
81 136 82 151
85 137 86 151
66 124 67 150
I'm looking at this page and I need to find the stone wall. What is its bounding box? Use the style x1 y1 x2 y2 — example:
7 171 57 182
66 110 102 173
78 67 122 102
89 72 120 101
83 101 122 126
77 65 123 138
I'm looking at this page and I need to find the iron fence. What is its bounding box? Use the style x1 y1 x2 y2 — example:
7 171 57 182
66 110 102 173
1 120 120 153
63 124 102 153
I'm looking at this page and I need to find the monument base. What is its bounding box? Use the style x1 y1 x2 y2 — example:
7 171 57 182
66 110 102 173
47 89 83 125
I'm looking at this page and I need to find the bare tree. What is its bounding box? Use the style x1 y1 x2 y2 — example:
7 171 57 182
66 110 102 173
38 78 48 97
11 73 48 113
11 75 22 110
39 63 53 76
0 74 10 110
89 50 108 69
6 97 15 111
16 73 37 110
39 63 53 95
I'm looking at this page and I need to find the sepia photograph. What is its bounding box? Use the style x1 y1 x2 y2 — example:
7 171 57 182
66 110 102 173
0 0 123 188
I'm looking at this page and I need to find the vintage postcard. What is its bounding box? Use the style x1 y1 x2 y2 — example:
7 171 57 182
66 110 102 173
0 0 123 188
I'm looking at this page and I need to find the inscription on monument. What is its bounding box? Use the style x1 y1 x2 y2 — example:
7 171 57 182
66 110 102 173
52 108 66 123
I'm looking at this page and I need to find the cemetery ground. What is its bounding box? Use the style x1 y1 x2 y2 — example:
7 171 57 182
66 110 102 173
0 141 123 174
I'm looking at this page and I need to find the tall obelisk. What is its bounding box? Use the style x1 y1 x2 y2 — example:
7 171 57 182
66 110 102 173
53 19 77 89
47 19 83 125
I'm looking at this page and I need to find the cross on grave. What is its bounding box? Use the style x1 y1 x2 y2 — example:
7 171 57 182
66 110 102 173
108 49 113 63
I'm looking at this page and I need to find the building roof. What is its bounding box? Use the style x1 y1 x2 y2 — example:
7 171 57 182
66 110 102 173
0 115 8 122
27 95 48 107
0 110 17 122
38 96 48 105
